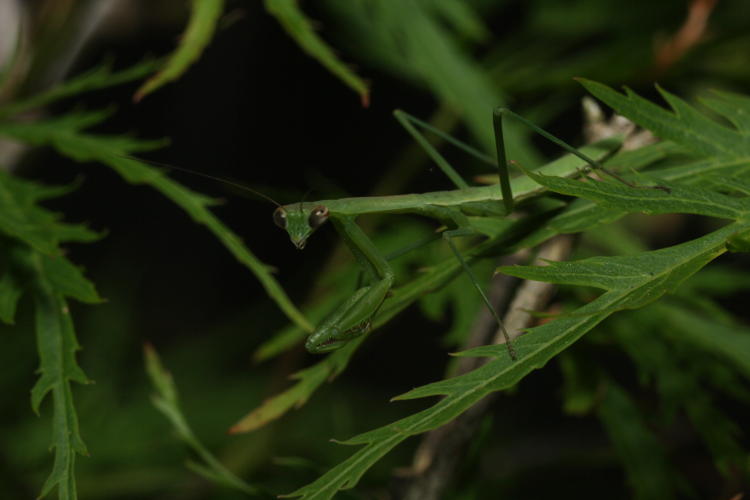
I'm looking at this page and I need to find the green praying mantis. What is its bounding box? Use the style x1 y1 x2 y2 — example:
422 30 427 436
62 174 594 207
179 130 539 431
272 108 641 358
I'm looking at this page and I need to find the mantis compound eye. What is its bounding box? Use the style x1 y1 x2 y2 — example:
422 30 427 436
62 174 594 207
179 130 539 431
308 206 329 229
273 207 288 229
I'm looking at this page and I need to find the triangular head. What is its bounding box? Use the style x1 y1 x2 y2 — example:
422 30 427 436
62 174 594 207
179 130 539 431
273 203 330 249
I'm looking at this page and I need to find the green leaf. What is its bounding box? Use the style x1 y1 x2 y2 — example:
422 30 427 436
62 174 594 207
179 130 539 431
144 344 260 495
28 251 90 500
134 0 225 101
499 223 740 312
265 0 369 105
282 223 743 499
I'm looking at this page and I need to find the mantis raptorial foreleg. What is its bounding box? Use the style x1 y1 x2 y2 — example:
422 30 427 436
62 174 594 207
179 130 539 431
304 217 394 353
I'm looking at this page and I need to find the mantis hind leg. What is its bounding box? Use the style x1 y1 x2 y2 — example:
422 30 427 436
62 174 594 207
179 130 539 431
493 108 669 212
442 228 517 361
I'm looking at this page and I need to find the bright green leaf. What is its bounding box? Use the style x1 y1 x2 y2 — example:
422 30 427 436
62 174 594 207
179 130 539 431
134 0 225 101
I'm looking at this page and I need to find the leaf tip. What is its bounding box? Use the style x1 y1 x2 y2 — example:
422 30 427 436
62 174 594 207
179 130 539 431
360 91 371 109
227 423 245 435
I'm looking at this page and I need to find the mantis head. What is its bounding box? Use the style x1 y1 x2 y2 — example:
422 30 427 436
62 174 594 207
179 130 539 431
273 204 330 249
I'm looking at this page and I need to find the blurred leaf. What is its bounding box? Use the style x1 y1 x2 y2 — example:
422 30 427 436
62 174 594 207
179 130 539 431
0 58 159 117
597 380 685 500
660 303 750 379
134 0 225 101
0 270 23 324
265 0 369 105
612 304 747 478
558 352 598 415
144 343 261 496
231 337 363 434
322 0 538 164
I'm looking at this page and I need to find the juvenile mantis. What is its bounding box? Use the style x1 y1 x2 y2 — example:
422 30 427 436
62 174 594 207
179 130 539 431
273 108 629 358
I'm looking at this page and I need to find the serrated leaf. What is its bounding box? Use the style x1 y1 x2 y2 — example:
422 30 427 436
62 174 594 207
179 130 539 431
265 0 369 105
578 79 750 159
29 251 90 500
283 223 744 499
39 254 101 304
700 89 750 133
499 223 741 312
134 0 224 101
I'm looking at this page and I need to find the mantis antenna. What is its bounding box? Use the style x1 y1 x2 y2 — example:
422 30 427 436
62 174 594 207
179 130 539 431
118 154 282 207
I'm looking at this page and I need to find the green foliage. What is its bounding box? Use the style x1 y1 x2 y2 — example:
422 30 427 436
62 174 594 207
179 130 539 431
0 171 101 499
3 2 750 499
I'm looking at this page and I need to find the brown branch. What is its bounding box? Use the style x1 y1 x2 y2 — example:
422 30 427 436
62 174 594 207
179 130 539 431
653 0 719 74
